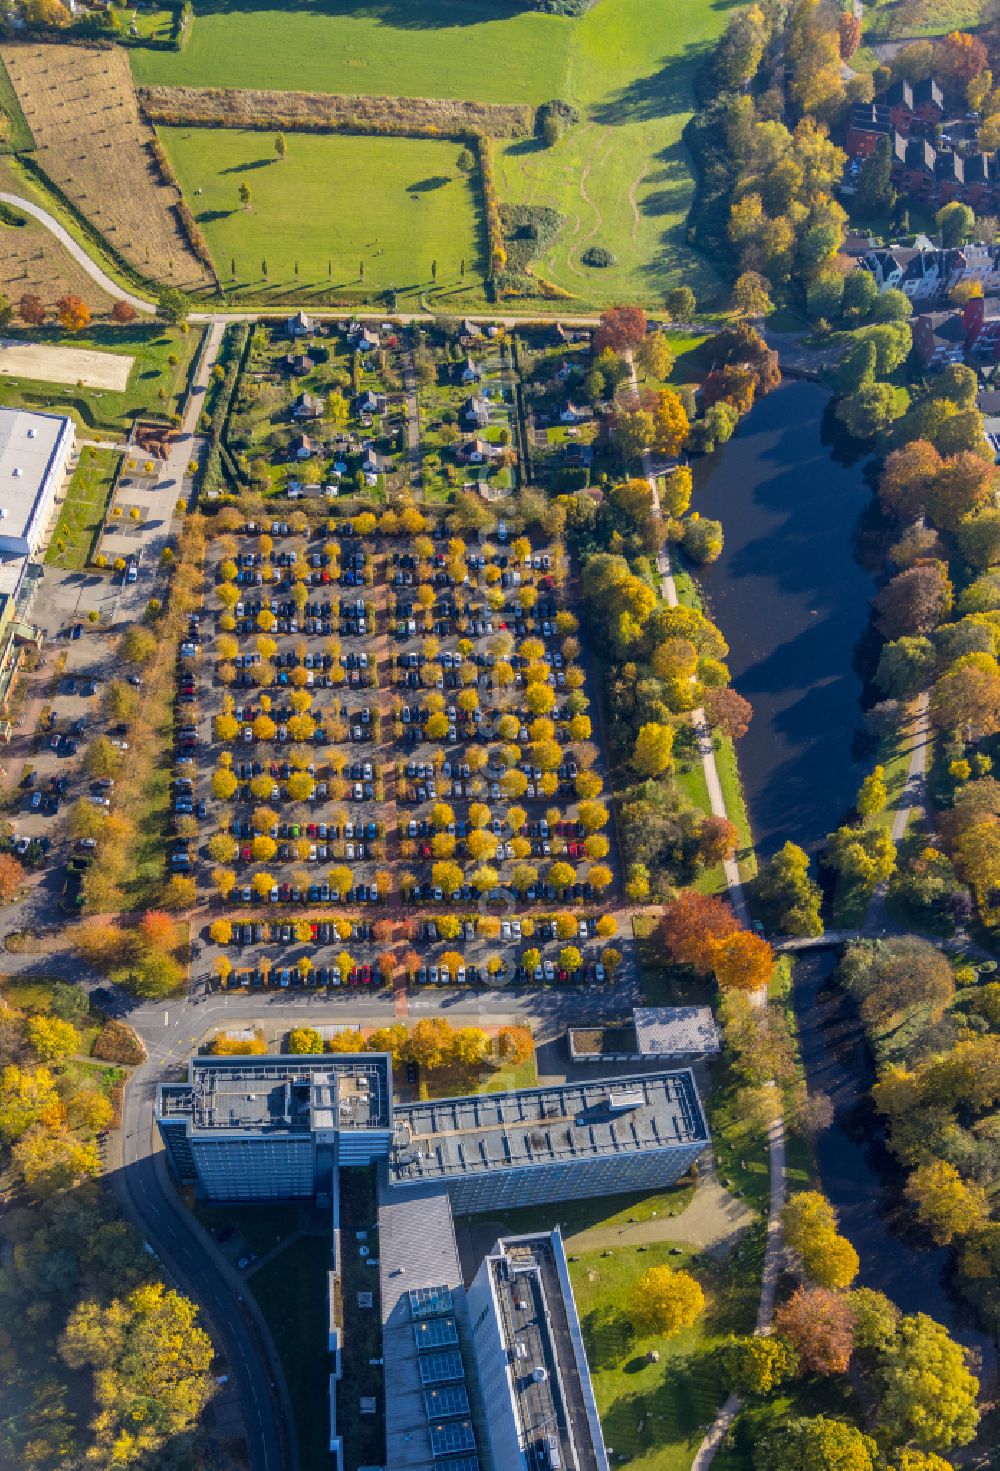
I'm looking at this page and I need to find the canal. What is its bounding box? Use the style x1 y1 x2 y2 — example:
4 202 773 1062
693 379 874 861
692 380 992 1366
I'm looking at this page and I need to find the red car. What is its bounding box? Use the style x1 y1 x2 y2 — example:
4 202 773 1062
360 965 372 985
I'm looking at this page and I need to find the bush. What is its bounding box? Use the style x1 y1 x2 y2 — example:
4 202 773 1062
92 1019 147 1066
581 245 616 268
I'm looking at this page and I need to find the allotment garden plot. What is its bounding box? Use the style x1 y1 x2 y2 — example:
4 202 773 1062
225 317 413 500
191 508 621 994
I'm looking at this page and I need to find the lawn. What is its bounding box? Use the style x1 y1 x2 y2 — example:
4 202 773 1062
158 127 485 300
45 447 120 572
863 0 994 40
134 0 731 306
0 52 33 153
458 1180 697 1241
0 323 200 436
249 1234 333 1471
567 1239 756 1471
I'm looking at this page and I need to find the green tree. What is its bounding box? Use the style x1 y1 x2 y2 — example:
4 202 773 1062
723 1334 798 1395
239 180 253 210
856 135 895 216
875 636 935 698
274 131 286 161
765 1416 878 1471
936 201 975 247
756 841 822 936
878 1313 980 1449
665 285 696 320
156 287 188 325
836 381 905 440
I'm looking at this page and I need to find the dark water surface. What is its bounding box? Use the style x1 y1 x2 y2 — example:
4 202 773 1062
692 381 994 1369
693 380 875 859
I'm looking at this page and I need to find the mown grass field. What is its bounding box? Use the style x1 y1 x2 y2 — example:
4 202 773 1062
159 127 484 299
135 0 731 305
0 322 199 435
568 1240 756 1471
46 447 120 571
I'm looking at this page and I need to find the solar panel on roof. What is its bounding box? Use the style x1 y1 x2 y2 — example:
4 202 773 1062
409 1285 454 1319
418 1351 465 1386
414 1316 459 1349
430 1420 476 1457
435 1458 479 1471
423 1383 470 1419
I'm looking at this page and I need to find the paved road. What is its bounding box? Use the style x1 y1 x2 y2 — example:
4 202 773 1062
0 192 157 314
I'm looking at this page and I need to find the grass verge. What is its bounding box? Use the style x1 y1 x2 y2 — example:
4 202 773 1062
45 447 120 571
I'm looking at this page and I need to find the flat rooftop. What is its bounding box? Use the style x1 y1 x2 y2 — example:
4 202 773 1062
390 1072 707 1185
488 1232 608 1471
0 408 69 536
157 1054 391 1132
379 1185 475 1471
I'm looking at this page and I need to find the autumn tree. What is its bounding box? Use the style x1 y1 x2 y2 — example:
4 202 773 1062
56 294 91 332
19 293 45 326
633 721 675 776
838 937 954 1033
782 1190 859 1289
0 1064 61 1143
704 686 752 740
11 1124 100 1197
878 1312 980 1449
628 1264 705 1338
0 853 26 903
26 1015 80 1066
60 1281 214 1461
594 305 647 354
712 930 774 991
773 1286 856 1375
111 299 138 325
659 892 739 973
905 1159 987 1244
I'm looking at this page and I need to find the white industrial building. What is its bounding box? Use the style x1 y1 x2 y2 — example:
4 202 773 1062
0 408 74 585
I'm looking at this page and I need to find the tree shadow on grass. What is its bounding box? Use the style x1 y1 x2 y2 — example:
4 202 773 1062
582 1303 635 1369
218 158 277 175
408 175 452 192
590 45 710 127
602 1351 727 1460
193 0 544 32
196 209 235 224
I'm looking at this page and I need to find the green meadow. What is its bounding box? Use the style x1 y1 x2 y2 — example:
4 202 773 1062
160 128 484 298
135 0 732 306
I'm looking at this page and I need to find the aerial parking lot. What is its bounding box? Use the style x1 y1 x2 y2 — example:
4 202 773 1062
187 507 622 992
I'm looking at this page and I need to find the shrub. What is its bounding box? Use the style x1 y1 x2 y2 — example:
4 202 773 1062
581 245 616 269
92 1019 147 1066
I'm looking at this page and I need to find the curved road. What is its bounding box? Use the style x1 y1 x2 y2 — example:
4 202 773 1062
0 192 157 314
115 1003 292 1471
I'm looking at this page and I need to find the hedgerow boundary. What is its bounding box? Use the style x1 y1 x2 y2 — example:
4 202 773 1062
136 85 535 141
140 85 513 298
